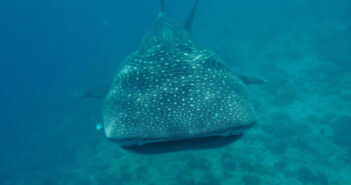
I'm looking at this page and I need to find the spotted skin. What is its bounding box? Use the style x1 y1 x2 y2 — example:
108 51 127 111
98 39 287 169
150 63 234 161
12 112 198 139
103 14 256 146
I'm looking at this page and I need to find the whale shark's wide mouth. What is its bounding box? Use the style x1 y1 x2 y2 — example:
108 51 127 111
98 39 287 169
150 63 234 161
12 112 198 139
108 121 256 147
122 134 244 154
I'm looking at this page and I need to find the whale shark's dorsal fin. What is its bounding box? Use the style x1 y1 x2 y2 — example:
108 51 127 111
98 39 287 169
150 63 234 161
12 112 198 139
160 0 199 30
160 0 165 13
184 0 199 31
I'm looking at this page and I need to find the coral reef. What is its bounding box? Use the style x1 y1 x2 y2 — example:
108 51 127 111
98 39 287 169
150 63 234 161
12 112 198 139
333 116 351 147
221 153 237 171
241 175 260 185
4 1 351 185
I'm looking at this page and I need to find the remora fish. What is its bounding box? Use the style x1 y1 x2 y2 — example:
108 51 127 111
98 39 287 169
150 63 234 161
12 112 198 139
80 0 265 153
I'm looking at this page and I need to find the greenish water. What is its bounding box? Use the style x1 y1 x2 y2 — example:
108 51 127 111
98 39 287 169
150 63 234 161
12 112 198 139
0 0 350 184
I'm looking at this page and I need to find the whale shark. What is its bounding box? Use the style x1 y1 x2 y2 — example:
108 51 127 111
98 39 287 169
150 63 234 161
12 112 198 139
79 0 264 152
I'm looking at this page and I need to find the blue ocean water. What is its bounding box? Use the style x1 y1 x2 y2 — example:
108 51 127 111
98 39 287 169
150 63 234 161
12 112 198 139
0 0 350 184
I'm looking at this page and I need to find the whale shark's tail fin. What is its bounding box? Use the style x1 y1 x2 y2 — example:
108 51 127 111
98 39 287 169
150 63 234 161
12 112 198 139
184 0 199 31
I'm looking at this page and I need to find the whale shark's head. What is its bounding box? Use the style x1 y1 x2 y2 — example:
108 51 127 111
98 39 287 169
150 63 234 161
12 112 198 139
102 0 256 149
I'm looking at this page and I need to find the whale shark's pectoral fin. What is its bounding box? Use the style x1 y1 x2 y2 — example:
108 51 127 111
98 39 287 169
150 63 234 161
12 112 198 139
73 87 109 99
238 75 267 85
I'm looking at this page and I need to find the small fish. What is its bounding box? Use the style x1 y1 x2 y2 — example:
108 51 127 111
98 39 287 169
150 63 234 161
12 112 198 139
96 123 103 131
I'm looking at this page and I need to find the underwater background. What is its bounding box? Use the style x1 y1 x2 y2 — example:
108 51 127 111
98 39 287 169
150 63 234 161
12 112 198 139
1 0 350 184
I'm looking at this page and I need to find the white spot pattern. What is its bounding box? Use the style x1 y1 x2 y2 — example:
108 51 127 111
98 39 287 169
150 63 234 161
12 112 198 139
103 15 256 146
